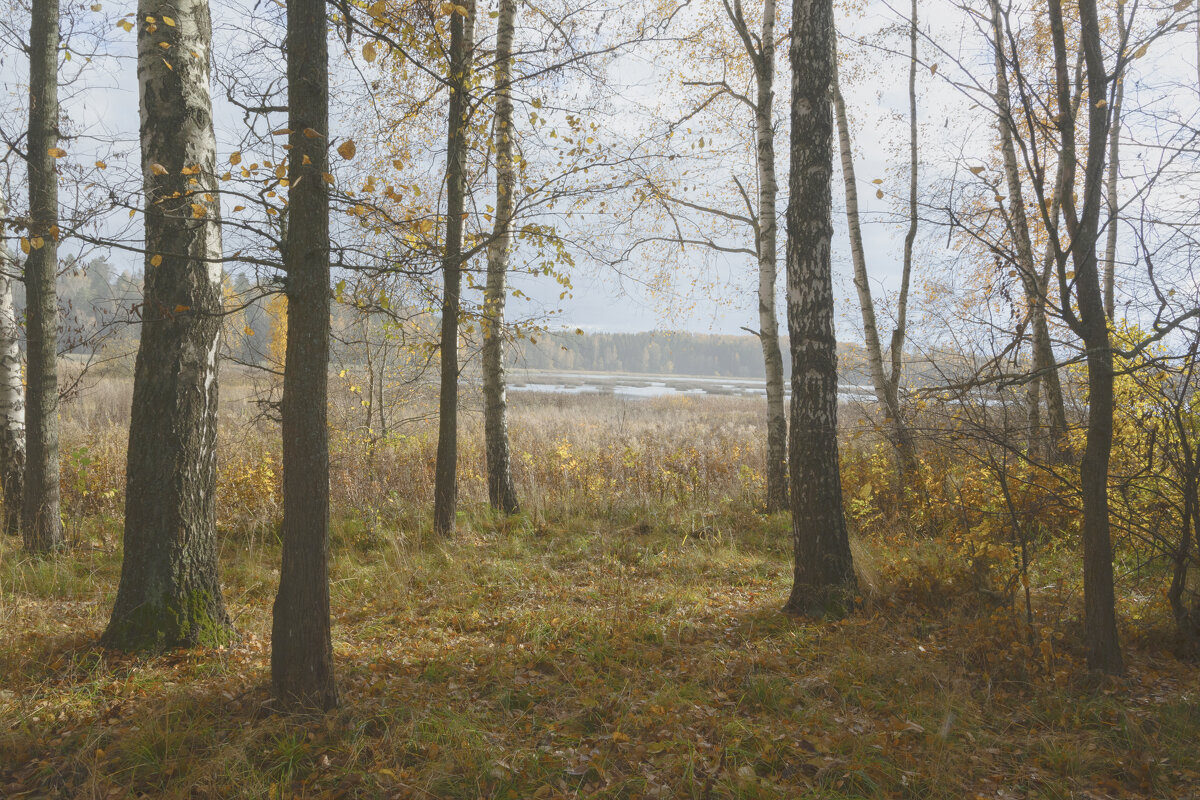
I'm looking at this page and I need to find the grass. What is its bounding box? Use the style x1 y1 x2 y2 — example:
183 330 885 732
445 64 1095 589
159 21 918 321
3 383 1199 797
2 509 1199 799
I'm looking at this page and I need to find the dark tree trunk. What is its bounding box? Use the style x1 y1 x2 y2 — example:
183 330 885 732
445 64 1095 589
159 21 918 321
433 1 475 535
0 189 24 538
103 0 232 652
1048 0 1123 674
271 0 338 711
482 0 520 516
23 0 64 553
783 0 857 617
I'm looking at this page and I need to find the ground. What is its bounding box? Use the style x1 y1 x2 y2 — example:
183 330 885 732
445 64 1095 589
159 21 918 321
2 508 1198 799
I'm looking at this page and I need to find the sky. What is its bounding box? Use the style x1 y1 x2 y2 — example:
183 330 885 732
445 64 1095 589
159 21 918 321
1 0 1197 339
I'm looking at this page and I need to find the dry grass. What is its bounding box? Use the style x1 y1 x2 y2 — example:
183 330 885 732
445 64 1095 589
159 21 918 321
1 379 1197 798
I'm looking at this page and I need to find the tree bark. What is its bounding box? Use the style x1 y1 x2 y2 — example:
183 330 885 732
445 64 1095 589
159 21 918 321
271 0 338 711
1048 0 1123 674
433 1 475 535
990 0 1069 462
754 0 788 514
103 0 232 650
23 0 64 552
482 0 520 515
0 189 24 538
783 0 857 617
831 35 916 475
889 0 918 469
1101 0 1125 321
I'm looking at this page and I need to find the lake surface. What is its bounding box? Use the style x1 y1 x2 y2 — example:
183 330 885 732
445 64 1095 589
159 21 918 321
507 370 877 402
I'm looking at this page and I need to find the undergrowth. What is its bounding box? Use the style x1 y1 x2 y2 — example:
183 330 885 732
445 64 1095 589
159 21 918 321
1 383 1197 797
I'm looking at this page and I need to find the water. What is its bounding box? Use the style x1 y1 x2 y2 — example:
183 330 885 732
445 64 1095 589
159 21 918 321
507 370 877 402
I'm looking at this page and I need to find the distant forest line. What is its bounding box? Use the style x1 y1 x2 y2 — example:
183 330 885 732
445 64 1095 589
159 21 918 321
515 330 884 384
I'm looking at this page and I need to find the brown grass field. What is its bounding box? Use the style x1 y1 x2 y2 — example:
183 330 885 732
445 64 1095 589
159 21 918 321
1 373 1199 799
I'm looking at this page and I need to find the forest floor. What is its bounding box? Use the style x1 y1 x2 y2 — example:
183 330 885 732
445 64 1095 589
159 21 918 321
1 507 1199 800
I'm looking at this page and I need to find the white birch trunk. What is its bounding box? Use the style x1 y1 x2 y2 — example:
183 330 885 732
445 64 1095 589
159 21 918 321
0 188 24 537
483 0 520 515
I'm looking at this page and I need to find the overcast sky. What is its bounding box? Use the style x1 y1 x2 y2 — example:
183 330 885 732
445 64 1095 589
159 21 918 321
1 0 1196 338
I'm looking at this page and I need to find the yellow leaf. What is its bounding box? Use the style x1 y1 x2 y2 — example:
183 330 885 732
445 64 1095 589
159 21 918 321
162 58 172 70
875 189 883 199
190 203 206 218
150 162 169 175
19 238 29 254
95 160 107 169
47 147 67 158
118 19 133 31
363 42 377 63
30 236 44 250
275 164 287 179
129 209 136 218
322 173 335 185
337 139 357 160
871 178 883 184
930 63 938 76
968 165 985 175
150 254 163 266
174 304 190 313
230 151 242 165
303 128 322 138
302 154 312 165
162 15 175 25
159 41 170 49
90 3 101 9
272 128 292 136
244 326 255 336
1133 43 1148 59
232 205 245 212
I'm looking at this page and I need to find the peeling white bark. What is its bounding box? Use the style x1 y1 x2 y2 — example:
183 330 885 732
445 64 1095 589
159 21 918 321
0 188 25 537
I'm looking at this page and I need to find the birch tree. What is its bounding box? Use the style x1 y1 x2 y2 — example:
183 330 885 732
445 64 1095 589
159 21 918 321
626 0 789 512
0 186 23 538
831 21 918 477
989 0 1069 460
733 0 788 513
103 0 233 650
783 0 856 616
482 0 520 516
23 0 63 552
